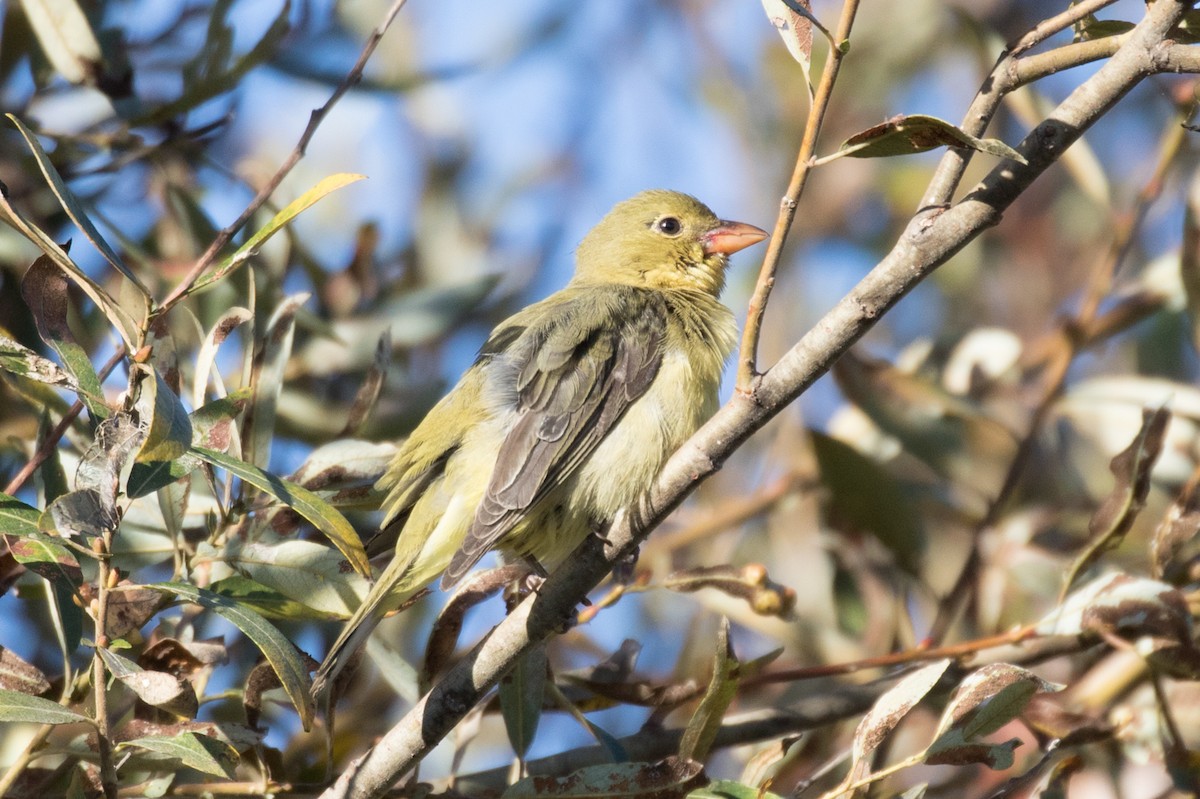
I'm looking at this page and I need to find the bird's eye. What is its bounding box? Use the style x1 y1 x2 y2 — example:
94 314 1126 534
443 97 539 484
654 216 683 236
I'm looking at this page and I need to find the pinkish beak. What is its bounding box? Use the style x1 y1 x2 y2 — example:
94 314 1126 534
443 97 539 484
702 220 769 256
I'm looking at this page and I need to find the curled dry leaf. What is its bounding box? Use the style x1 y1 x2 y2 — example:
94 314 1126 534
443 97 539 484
79 582 168 639
933 664 1063 743
1039 573 1194 649
140 636 228 677
1022 695 1114 747
1151 468 1200 583
97 648 198 718
1061 406 1170 600
838 114 1027 163
0 645 52 695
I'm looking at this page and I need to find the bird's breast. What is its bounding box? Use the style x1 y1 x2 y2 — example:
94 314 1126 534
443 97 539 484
572 342 723 519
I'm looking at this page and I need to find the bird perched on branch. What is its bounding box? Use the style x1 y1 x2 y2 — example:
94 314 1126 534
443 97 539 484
312 190 767 696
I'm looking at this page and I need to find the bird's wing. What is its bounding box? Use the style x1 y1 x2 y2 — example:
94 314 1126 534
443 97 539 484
441 290 666 587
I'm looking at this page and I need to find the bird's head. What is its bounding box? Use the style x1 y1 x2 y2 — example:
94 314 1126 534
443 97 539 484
573 190 767 296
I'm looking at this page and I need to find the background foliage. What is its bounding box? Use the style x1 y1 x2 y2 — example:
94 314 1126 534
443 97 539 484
1 0 1200 797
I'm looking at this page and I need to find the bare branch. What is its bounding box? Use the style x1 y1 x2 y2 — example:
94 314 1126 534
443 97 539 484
318 3 1197 797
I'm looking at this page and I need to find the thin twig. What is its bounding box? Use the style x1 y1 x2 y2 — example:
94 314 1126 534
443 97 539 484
156 0 412 314
92 532 117 799
736 0 861 389
318 3 1195 796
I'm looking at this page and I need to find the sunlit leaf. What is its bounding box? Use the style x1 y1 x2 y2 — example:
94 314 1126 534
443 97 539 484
0 690 91 724
837 114 1026 163
190 445 369 579
116 731 238 778
148 581 314 730
188 174 366 295
8 114 148 293
679 619 739 761
17 0 102 84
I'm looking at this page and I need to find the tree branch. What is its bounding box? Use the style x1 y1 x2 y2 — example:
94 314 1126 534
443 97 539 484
318 3 1195 797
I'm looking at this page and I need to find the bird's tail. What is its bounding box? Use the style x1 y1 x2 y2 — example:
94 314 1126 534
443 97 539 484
310 552 422 698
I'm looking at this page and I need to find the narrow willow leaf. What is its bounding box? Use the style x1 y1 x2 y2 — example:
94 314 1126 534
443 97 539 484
133 363 193 464
148 581 313 730
691 781 785 799
0 689 91 724
222 539 368 617
838 114 1027 164
7 530 83 587
0 646 52 695
191 445 369 578
8 114 149 293
0 182 138 348
209 574 329 621
17 0 103 84
679 619 739 761
193 307 252 409
117 731 238 778
97 648 198 717
243 294 306 470
188 174 366 295
932 664 1061 743
0 334 76 389
850 659 952 776
342 329 390 435
1061 406 1169 601
20 255 109 421
0 492 41 537
499 643 547 759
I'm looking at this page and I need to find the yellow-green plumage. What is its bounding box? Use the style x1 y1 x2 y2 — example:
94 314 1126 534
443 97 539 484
312 190 766 696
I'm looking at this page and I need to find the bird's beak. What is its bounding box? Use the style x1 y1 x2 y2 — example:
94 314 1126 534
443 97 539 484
702 221 769 256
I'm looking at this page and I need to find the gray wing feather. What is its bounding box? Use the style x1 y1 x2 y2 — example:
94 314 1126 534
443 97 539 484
442 292 665 587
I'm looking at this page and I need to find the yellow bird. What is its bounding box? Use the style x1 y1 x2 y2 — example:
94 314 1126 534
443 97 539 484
312 190 766 695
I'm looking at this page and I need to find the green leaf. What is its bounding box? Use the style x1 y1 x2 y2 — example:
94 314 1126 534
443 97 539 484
220 540 367 618
189 174 366 295
0 492 41 537
0 690 92 724
18 0 103 84
117 731 238 778
20 255 110 422
7 530 83 588
690 780 784 799
499 643 547 759
133 363 193 463
8 114 149 294
147 582 314 731
190 445 369 579
243 294 305 470
1061 407 1170 601
679 619 739 761
0 334 76 390
810 431 925 573
127 455 199 500
0 178 138 349
837 114 1027 164
208 574 325 621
